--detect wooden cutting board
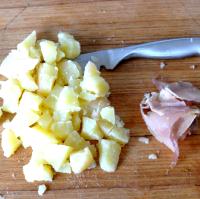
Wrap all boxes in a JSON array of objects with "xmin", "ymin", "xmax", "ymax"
[{"xmin": 1, "ymin": 0, "xmax": 200, "ymax": 198}]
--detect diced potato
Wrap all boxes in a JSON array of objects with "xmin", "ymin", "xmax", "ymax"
[
  {"xmin": 14, "ymin": 125, "xmax": 59, "ymax": 149},
  {"xmin": 23, "ymin": 162, "xmax": 53, "ymax": 182},
  {"xmin": 106, "ymin": 126, "xmax": 130, "ymax": 145},
  {"xmin": 81, "ymin": 62, "xmax": 109, "ymax": 97},
  {"xmin": 0, "ymin": 50, "xmax": 39, "ymax": 79},
  {"xmin": 98, "ymin": 119, "xmax": 113, "ymax": 135},
  {"xmin": 56, "ymin": 47, "xmax": 65, "ymax": 62},
  {"xmin": 51, "ymin": 121, "xmax": 73, "ymax": 140},
  {"xmin": 29, "ymin": 45, "xmax": 42, "ymax": 60},
  {"xmin": 100, "ymin": 106, "xmax": 115, "ymax": 125},
  {"xmin": 19, "ymin": 91, "xmax": 43, "ymax": 112},
  {"xmin": 98, "ymin": 120, "xmax": 129, "ymax": 144},
  {"xmin": 98, "ymin": 139, "xmax": 121, "ymax": 172},
  {"xmin": 52, "ymin": 110, "xmax": 72, "ymax": 122},
  {"xmin": 0, "ymin": 79, "xmax": 23, "ymax": 113},
  {"xmin": 56, "ymin": 86, "xmax": 80, "ymax": 112},
  {"xmin": 72, "ymin": 112, "xmax": 81, "ymax": 131},
  {"xmin": 34, "ymin": 144, "xmax": 73, "ymax": 171},
  {"xmin": 79, "ymin": 91, "xmax": 97, "ymax": 101},
  {"xmin": 17, "ymin": 72, "xmax": 38, "ymax": 91},
  {"xmin": 58, "ymin": 32, "xmax": 80, "ymax": 59},
  {"xmin": 56, "ymin": 161, "xmax": 71, "ymax": 173},
  {"xmin": 37, "ymin": 63, "xmax": 58, "ymax": 95},
  {"xmin": 64, "ymin": 131, "xmax": 87, "ymax": 150},
  {"xmin": 11, "ymin": 109, "xmax": 40, "ymax": 128},
  {"xmin": 43, "ymin": 84, "xmax": 62, "ymax": 109},
  {"xmin": 39, "ymin": 40, "xmax": 57, "ymax": 64},
  {"xmin": 17, "ymin": 31, "xmax": 36, "ymax": 55},
  {"xmin": 81, "ymin": 117, "xmax": 103, "ymax": 140},
  {"xmin": 58, "ymin": 60, "xmax": 82, "ymax": 84},
  {"xmin": 37, "ymin": 110, "xmax": 52, "ymax": 129},
  {"xmin": 70, "ymin": 147, "xmax": 95, "ymax": 174},
  {"xmin": 1, "ymin": 128, "xmax": 21, "ymax": 158}
]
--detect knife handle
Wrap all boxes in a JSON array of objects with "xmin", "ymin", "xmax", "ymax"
[{"xmin": 121, "ymin": 38, "xmax": 200, "ymax": 60}]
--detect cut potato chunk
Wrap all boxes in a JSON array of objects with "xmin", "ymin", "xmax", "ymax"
[
  {"xmin": 79, "ymin": 91, "xmax": 97, "ymax": 101},
  {"xmin": 19, "ymin": 91, "xmax": 43, "ymax": 112},
  {"xmin": 58, "ymin": 60, "xmax": 81, "ymax": 84},
  {"xmin": 98, "ymin": 139, "xmax": 121, "ymax": 172},
  {"xmin": 33, "ymin": 144, "xmax": 73, "ymax": 171},
  {"xmin": 100, "ymin": 106, "xmax": 115, "ymax": 125},
  {"xmin": 53, "ymin": 110, "xmax": 72, "ymax": 122},
  {"xmin": 0, "ymin": 79, "xmax": 23, "ymax": 113},
  {"xmin": 14, "ymin": 125, "xmax": 59, "ymax": 149},
  {"xmin": 37, "ymin": 110, "xmax": 52, "ymax": 129},
  {"xmin": 0, "ymin": 50, "xmax": 39, "ymax": 79},
  {"xmin": 39, "ymin": 40, "xmax": 57, "ymax": 64},
  {"xmin": 29, "ymin": 46, "xmax": 42, "ymax": 60},
  {"xmin": 58, "ymin": 32, "xmax": 80, "ymax": 59},
  {"xmin": 70, "ymin": 147, "xmax": 95, "ymax": 174},
  {"xmin": 81, "ymin": 117, "xmax": 103, "ymax": 140},
  {"xmin": 56, "ymin": 46, "xmax": 65, "ymax": 62},
  {"xmin": 17, "ymin": 72, "xmax": 38, "ymax": 91},
  {"xmin": 72, "ymin": 112, "xmax": 81, "ymax": 131},
  {"xmin": 56, "ymin": 161, "xmax": 71, "ymax": 173},
  {"xmin": 1, "ymin": 128, "xmax": 21, "ymax": 158},
  {"xmin": 37, "ymin": 63, "xmax": 58, "ymax": 95},
  {"xmin": 23, "ymin": 162, "xmax": 53, "ymax": 182},
  {"xmin": 80, "ymin": 62, "xmax": 109, "ymax": 97},
  {"xmin": 17, "ymin": 31, "xmax": 36, "ymax": 55},
  {"xmin": 56, "ymin": 86, "xmax": 80, "ymax": 112},
  {"xmin": 51, "ymin": 121, "xmax": 73, "ymax": 140}
]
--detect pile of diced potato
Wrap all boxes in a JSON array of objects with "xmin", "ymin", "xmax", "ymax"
[{"xmin": 0, "ymin": 31, "xmax": 130, "ymax": 182}]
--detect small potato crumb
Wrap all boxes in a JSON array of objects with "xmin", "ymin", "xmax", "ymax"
[
  {"xmin": 138, "ymin": 137, "xmax": 149, "ymax": 144},
  {"xmin": 38, "ymin": 184, "xmax": 47, "ymax": 196},
  {"xmin": 160, "ymin": 62, "xmax": 166, "ymax": 69},
  {"xmin": 148, "ymin": 153, "xmax": 158, "ymax": 160}
]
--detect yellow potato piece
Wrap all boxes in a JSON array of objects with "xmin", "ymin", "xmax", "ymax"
[
  {"xmin": 70, "ymin": 147, "xmax": 95, "ymax": 174},
  {"xmin": 98, "ymin": 139, "xmax": 121, "ymax": 172},
  {"xmin": 37, "ymin": 110, "xmax": 52, "ymax": 129},
  {"xmin": 58, "ymin": 32, "xmax": 80, "ymax": 59},
  {"xmin": 100, "ymin": 106, "xmax": 115, "ymax": 125},
  {"xmin": 56, "ymin": 161, "xmax": 71, "ymax": 173},
  {"xmin": 39, "ymin": 40, "xmax": 57, "ymax": 64},
  {"xmin": 1, "ymin": 128, "xmax": 21, "ymax": 158},
  {"xmin": 0, "ymin": 79, "xmax": 23, "ymax": 113},
  {"xmin": 23, "ymin": 162, "xmax": 53, "ymax": 182},
  {"xmin": 81, "ymin": 117, "xmax": 103, "ymax": 140},
  {"xmin": 37, "ymin": 63, "xmax": 58, "ymax": 95}
]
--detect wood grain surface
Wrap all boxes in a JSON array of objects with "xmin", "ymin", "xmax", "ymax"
[{"xmin": 1, "ymin": 0, "xmax": 200, "ymax": 198}]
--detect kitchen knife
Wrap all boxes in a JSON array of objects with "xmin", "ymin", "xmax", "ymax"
[{"xmin": 75, "ymin": 38, "xmax": 200, "ymax": 70}]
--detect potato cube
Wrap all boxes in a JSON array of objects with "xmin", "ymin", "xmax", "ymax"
[
  {"xmin": 100, "ymin": 106, "xmax": 115, "ymax": 125},
  {"xmin": 52, "ymin": 110, "xmax": 72, "ymax": 122},
  {"xmin": 39, "ymin": 40, "xmax": 57, "ymax": 64},
  {"xmin": 37, "ymin": 110, "xmax": 52, "ymax": 129},
  {"xmin": 58, "ymin": 32, "xmax": 80, "ymax": 59},
  {"xmin": 1, "ymin": 128, "xmax": 21, "ymax": 157},
  {"xmin": 56, "ymin": 47, "xmax": 65, "ymax": 62},
  {"xmin": 79, "ymin": 91, "xmax": 97, "ymax": 101},
  {"xmin": 81, "ymin": 62, "xmax": 109, "ymax": 97},
  {"xmin": 56, "ymin": 161, "xmax": 71, "ymax": 173},
  {"xmin": 107, "ymin": 126, "xmax": 130, "ymax": 145},
  {"xmin": 14, "ymin": 125, "xmax": 59, "ymax": 149},
  {"xmin": 23, "ymin": 162, "xmax": 53, "ymax": 182},
  {"xmin": 0, "ymin": 50, "xmax": 39, "ymax": 79},
  {"xmin": 98, "ymin": 139, "xmax": 121, "ymax": 172},
  {"xmin": 81, "ymin": 117, "xmax": 103, "ymax": 140},
  {"xmin": 43, "ymin": 84, "xmax": 62, "ymax": 109},
  {"xmin": 29, "ymin": 45, "xmax": 42, "ymax": 60},
  {"xmin": 72, "ymin": 112, "xmax": 81, "ymax": 131},
  {"xmin": 56, "ymin": 86, "xmax": 80, "ymax": 112},
  {"xmin": 98, "ymin": 119, "xmax": 113, "ymax": 135},
  {"xmin": 51, "ymin": 121, "xmax": 73, "ymax": 140},
  {"xmin": 0, "ymin": 79, "xmax": 23, "ymax": 113},
  {"xmin": 17, "ymin": 72, "xmax": 38, "ymax": 91},
  {"xmin": 17, "ymin": 31, "xmax": 36, "ymax": 55},
  {"xmin": 37, "ymin": 63, "xmax": 58, "ymax": 95},
  {"xmin": 19, "ymin": 91, "xmax": 43, "ymax": 112},
  {"xmin": 70, "ymin": 147, "xmax": 95, "ymax": 174},
  {"xmin": 34, "ymin": 144, "xmax": 73, "ymax": 171},
  {"xmin": 58, "ymin": 60, "xmax": 82, "ymax": 84}
]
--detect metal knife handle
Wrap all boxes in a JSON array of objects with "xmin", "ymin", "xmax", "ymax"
[{"xmin": 124, "ymin": 38, "xmax": 200, "ymax": 59}]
